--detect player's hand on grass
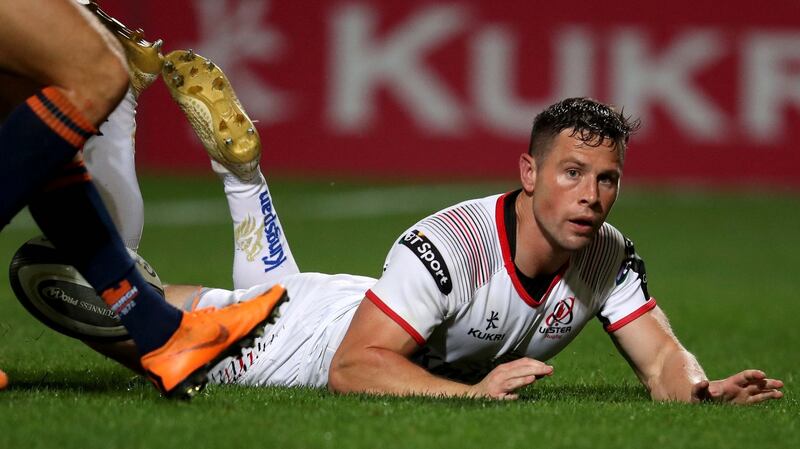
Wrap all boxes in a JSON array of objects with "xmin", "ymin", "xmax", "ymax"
[
  {"xmin": 469, "ymin": 357, "xmax": 553, "ymax": 400},
  {"xmin": 691, "ymin": 370, "xmax": 784, "ymax": 405}
]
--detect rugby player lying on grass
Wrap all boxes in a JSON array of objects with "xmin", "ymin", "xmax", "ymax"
[{"xmin": 21, "ymin": 38, "xmax": 783, "ymax": 403}]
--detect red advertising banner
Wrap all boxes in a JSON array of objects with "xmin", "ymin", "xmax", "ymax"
[{"xmin": 103, "ymin": 0, "xmax": 800, "ymax": 186}]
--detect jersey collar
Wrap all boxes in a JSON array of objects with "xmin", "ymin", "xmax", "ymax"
[{"xmin": 495, "ymin": 191, "xmax": 567, "ymax": 308}]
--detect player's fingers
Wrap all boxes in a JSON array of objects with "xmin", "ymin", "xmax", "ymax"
[
  {"xmin": 691, "ymin": 380, "xmax": 711, "ymax": 402},
  {"xmin": 502, "ymin": 375, "xmax": 537, "ymax": 392},
  {"xmin": 500, "ymin": 393, "xmax": 519, "ymax": 401},
  {"xmin": 736, "ymin": 370, "xmax": 766, "ymax": 386},
  {"xmin": 498, "ymin": 358, "xmax": 553, "ymax": 379},
  {"xmin": 764, "ymin": 379, "xmax": 784, "ymax": 390},
  {"xmin": 522, "ymin": 363, "xmax": 553, "ymax": 378},
  {"xmin": 745, "ymin": 389, "xmax": 783, "ymax": 404},
  {"xmin": 745, "ymin": 379, "xmax": 784, "ymax": 395},
  {"xmin": 503, "ymin": 357, "xmax": 551, "ymax": 370},
  {"xmin": 522, "ymin": 358, "xmax": 554, "ymax": 377},
  {"xmin": 745, "ymin": 383, "xmax": 768, "ymax": 395}
]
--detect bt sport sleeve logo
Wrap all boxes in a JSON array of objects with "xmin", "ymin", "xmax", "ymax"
[{"xmin": 399, "ymin": 230, "xmax": 453, "ymax": 295}]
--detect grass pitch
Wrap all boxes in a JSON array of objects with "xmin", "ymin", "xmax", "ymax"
[{"xmin": 0, "ymin": 175, "xmax": 798, "ymax": 449}]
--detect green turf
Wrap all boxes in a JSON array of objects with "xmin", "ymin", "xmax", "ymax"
[{"xmin": 1, "ymin": 175, "xmax": 797, "ymax": 449}]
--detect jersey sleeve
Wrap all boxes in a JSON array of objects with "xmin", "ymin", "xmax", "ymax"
[
  {"xmin": 596, "ymin": 237, "xmax": 656, "ymax": 332},
  {"xmin": 366, "ymin": 228, "xmax": 456, "ymax": 345}
]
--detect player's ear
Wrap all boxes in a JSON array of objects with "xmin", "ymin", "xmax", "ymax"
[{"xmin": 519, "ymin": 153, "xmax": 536, "ymax": 193}]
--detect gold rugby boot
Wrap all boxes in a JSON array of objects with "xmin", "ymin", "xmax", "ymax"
[
  {"xmin": 84, "ymin": 1, "xmax": 164, "ymax": 96},
  {"xmin": 162, "ymin": 50, "xmax": 261, "ymax": 180}
]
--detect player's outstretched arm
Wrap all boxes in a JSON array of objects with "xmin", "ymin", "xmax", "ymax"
[
  {"xmin": 329, "ymin": 298, "xmax": 552, "ymax": 399},
  {"xmin": 611, "ymin": 306, "xmax": 783, "ymax": 404}
]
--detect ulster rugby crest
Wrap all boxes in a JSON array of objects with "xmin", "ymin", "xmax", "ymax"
[{"xmin": 538, "ymin": 297, "xmax": 575, "ymax": 339}]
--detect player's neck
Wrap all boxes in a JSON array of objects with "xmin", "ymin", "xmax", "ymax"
[{"xmin": 513, "ymin": 192, "xmax": 571, "ymax": 277}]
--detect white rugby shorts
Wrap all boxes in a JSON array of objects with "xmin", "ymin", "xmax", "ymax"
[{"xmin": 189, "ymin": 272, "xmax": 376, "ymax": 388}]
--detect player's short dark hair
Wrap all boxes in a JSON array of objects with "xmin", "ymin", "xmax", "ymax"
[{"xmin": 528, "ymin": 97, "xmax": 640, "ymax": 165}]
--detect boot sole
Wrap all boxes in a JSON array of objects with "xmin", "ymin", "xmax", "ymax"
[{"xmin": 162, "ymin": 50, "xmax": 261, "ymax": 180}]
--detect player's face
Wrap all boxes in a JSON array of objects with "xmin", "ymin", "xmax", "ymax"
[{"xmin": 530, "ymin": 130, "xmax": 621, "ymax": 253}]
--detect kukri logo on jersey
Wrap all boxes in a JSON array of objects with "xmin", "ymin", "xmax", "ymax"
[
  {"xmin": 467, "ymin": 310, "xmax": 506, "ymax": 341},
  {"xmin": 399, "ymin": 230, "xmax": 453, "ymax": 294}
]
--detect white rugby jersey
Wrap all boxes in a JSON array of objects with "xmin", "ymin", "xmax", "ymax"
[
  {"xmin": 205, "ymin": 191, "xmax": 654, "ymax": 388},
  {"xmin": 367, "ymin": 191, "xmax": 655, "ymax": 382}
]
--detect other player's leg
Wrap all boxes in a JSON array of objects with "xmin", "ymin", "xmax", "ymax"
[
  {"xmin": 84, "ymin": 283, "xmax": 288, "ymax": 377},
  {"xmin": 0, "ymin": 0, "xmax": 128, "ymax": 225},
  {"xmin": 82, "ymin": 1, "xmax": 166, "ymax": 252},
  {"xmin": 0, "ymin": 0, "xmax": 185, "ymax": 352},
  {"xmin": 0, "ymin": 2, "xmax": 281, "ymax": 399},
  {"xmin": 0, "ymin": 0, "xmax": 190, "ymax": 388},
  {"xmin": 163, "ymin": 50, "xmax": 299, "ymax": 289},
  {"xmin": 77, "ymin": 5, "xmax": 294, "ymax": 398},
  {"xmin": 83, "ymin": 87, "xmax": 145, "ymax": 251}
]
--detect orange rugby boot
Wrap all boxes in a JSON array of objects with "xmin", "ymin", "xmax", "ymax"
[{"xmin": 140, "ymin": 284, "xmax": 288, "ymax": 399}]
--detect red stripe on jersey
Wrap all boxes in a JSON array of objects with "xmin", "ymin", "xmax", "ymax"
[
  {"xmin": 494, "ymin": 194, "xmax": 566, "ymax": 307},
  {"xmin": 365, "ymin": 290, "xmax": 426, "ymax": 346},
  {"xmin": 451, "ymin": 207, "xmax": 491, "ymax": 286},
  {"xmin": 440, "ymin": 210, "xmax": 481, "ymax": 287},
  {"xmin": 605, "ymin": 298, "xmax": 658, "ymax": 333}
]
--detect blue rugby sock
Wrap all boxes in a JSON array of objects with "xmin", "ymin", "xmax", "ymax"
[
  {"xmin": 0, "ymin": 87, "xmax": 95, "ymax": 229},
  {"xmin": 29, "ymin": 160, "xmax": 182, "ymax": 354},
  {"xmin": 2, "ymin": 87, "xmax": 182, "ymax": 355}
]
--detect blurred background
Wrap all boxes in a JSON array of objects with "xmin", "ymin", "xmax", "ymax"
[{"xmin": 101, "ymin": 0, "xmax": 800, "ymax": 187}]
